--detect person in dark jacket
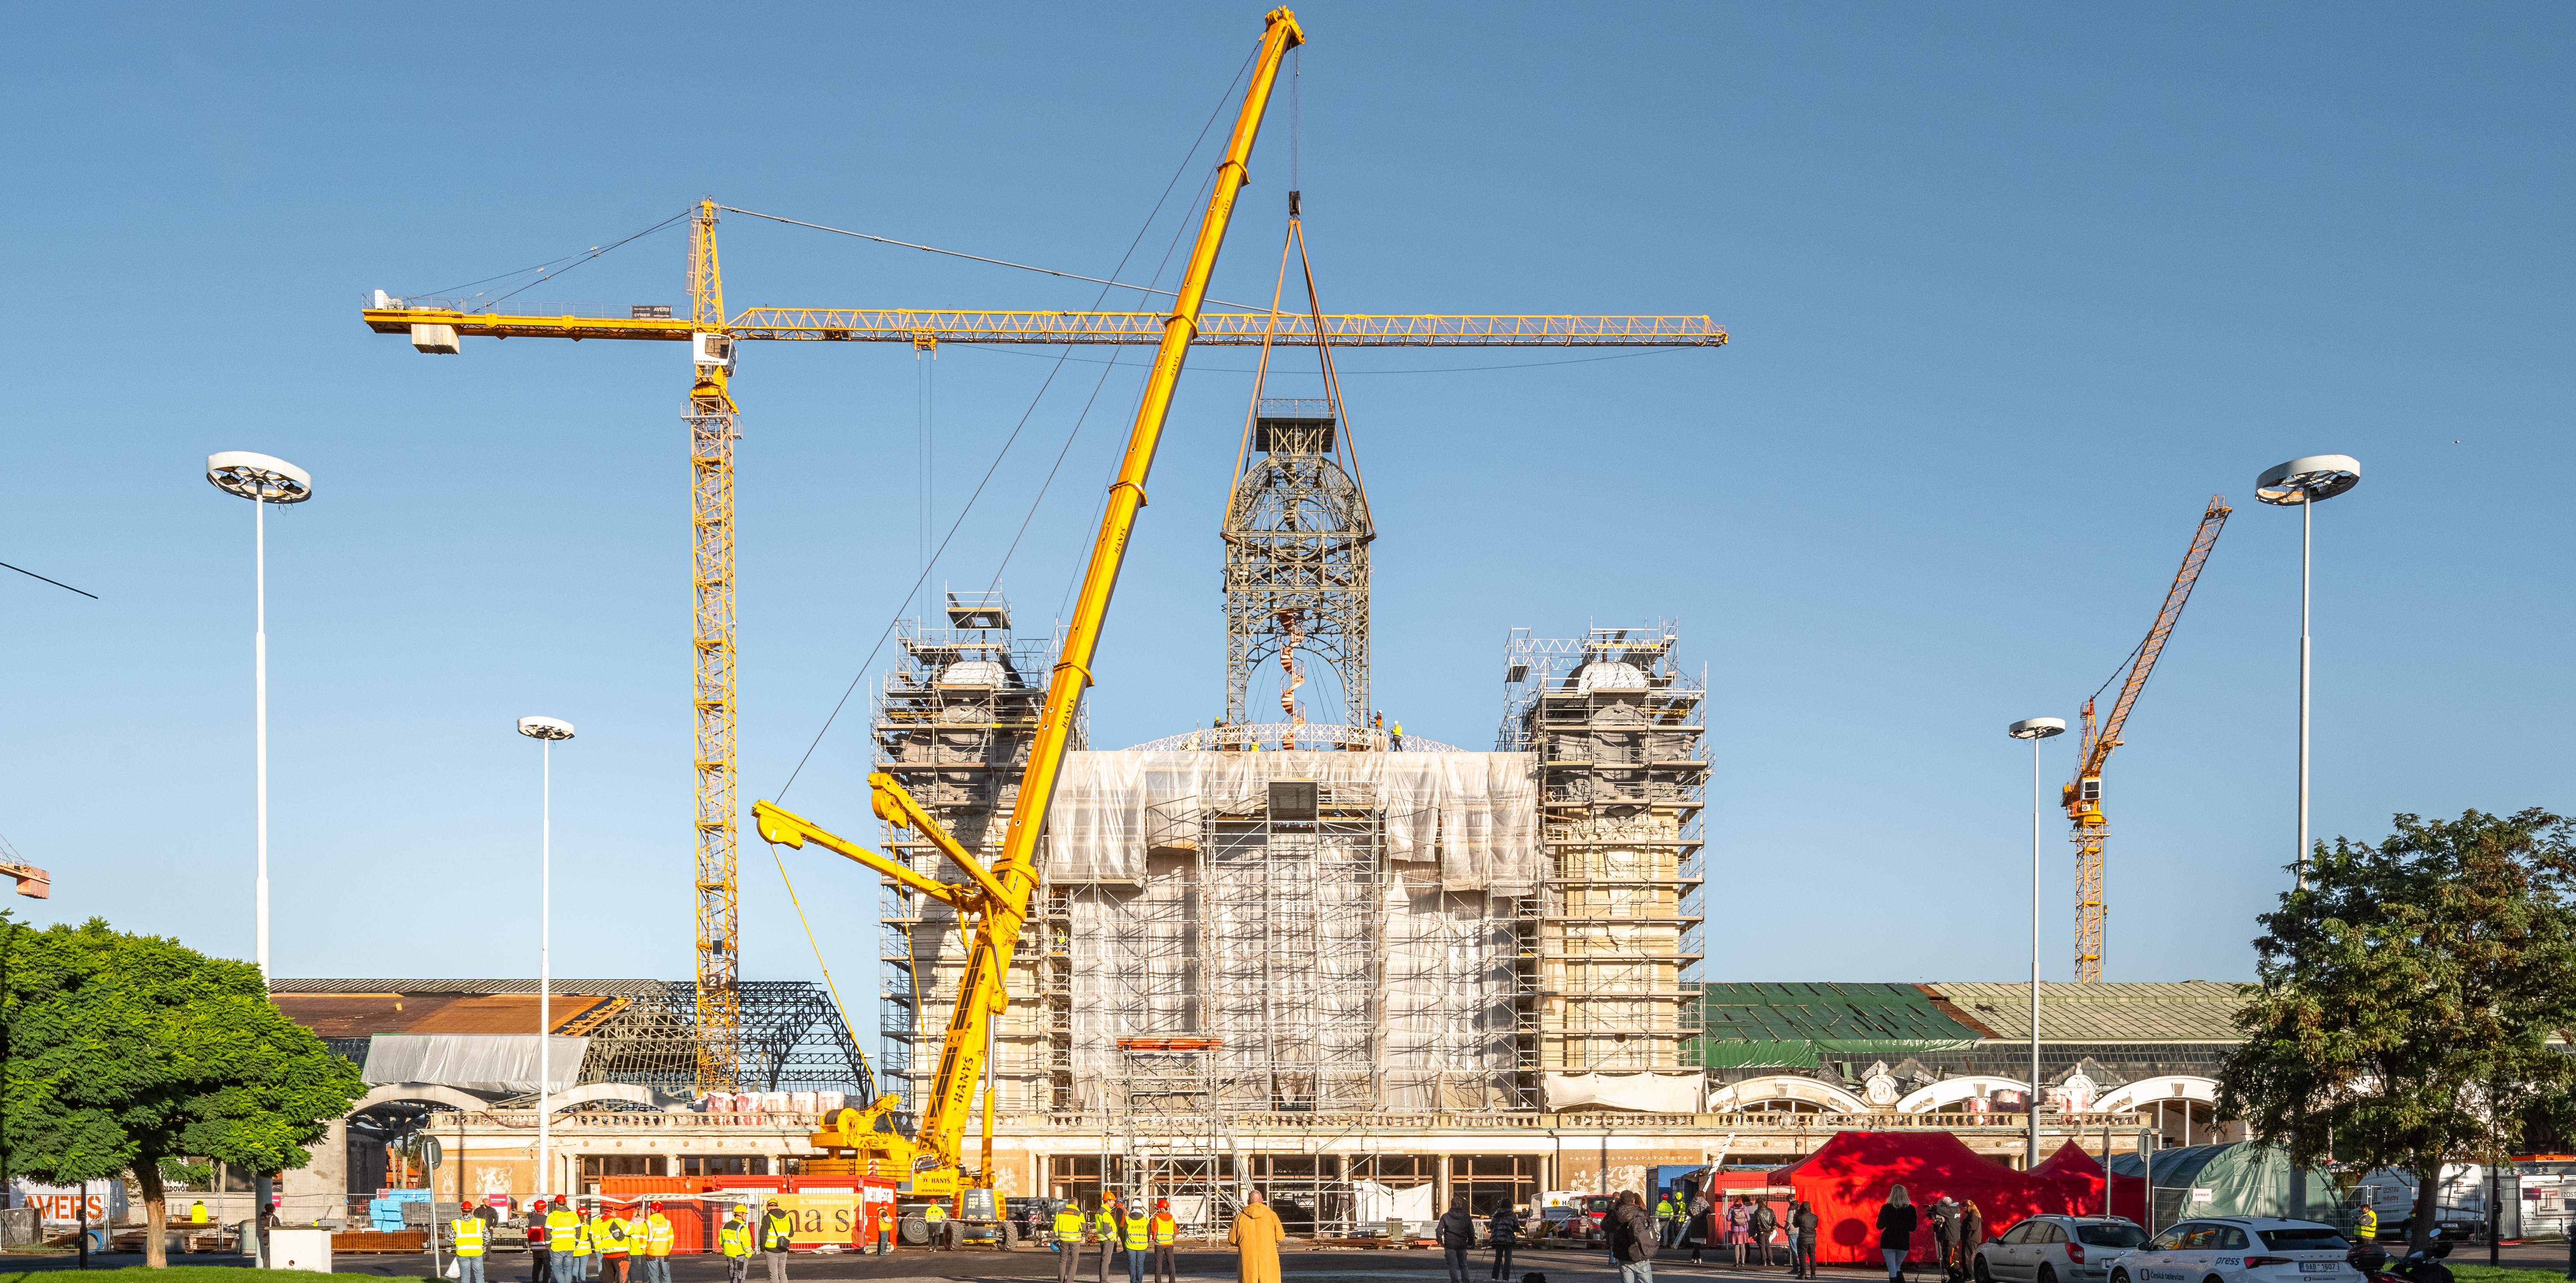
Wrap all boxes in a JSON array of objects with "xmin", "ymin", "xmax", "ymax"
[
  {"xmin": 1958, "ymin": 1202, "xmax": 1986, "ymax": 1279},
  {"xmin": 1606, "ymin": 1192, "xmax": 1659, "ymax": 1283},
  {"xmin": 1875, "ymin": 1186, "xmax": 1918, "ymax": 1283},
  {"xmin": 1931, "ymin": 1196, "xmax": 1963, "ymax": 1283},
  {"xmin": 1750, "ymin": 1199, "xmax": 1779, "ymax": 1270},
  {"xmin": 1487, "ymin": 1205, "xmax": 1522, "ymax": 1281},
  {"xmin": 1436, "ymin": 1198, "xmax": 1477, "ymax": 1283},
  {"xmin": 1683, "ymin": 1193, "xmax": 1714, "ymax": 1264},
  {"xmin": 1790, "ymin": 1200, "xmax": 1821, "ymax": 1279}
]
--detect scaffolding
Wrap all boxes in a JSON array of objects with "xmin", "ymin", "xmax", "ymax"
[
  {"xmin": 873, "ymin": 592, "xmax": 1080, "ymax": 1127},
  {"xmin": 1498, "ymin": 624, "xmax": 1707, "ymax": 1100}
]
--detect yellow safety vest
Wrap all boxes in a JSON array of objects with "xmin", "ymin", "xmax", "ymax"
[
  {"xmin": 1125, "ymin": 1213, "xmax": 1148, "ymax": 1251},
  {"xmin": 1151, "ymin": 1214, "xmax": 1175, "ymax": 1247},
  {"xmin": 2356, "ymin": 1208, "xmax": 2379, "ymax": 1237},
  {"xmin": 874, "ymin": 1206, "xmax": 896, "ymax": 1236},
  {"xmin": 600, "ymin": 1218, "xmax": 630, "ymax": 1254},
  {"xmin": 189, "ymin": 1202, "xmax": 208, "ymax": 1224},
  {"xmin": 455, "ymin": 1216, "xmax": 487, "ymax": 1257},
  {"xmin": 645, "ymin": 1213, "xmax": 675, "ymax": 1255},
  {"xmin": 721, "ymin": 1220, "xmax": 752, "ymax": 1258},
  {"xmin": 1054, "ymin": 1208, "xmax": 1088, "ymax": 1239},
  {"xmin": 1095, "ymin": 1210, "xmax": 1121, "ymax": 1244},
  {"xmin": 925, "ymin": 1204, "xmax": 946, "ymax": 1223},
  {"xmin": 761, "ymin": 1210, "xmax": 795, "ymax": 1252},
  {"xmin": 552, "ymin": 1210, "xmax": 585, "ymax": 1255}
]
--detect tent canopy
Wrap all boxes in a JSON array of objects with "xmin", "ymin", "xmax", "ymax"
[
  {"xmin": 2103, "ymin": 1143, "xmax": 2342, "ymax": 1225},
  {"xmin": 2030, "ymin": 1142, "xmax": 2145, "ymax": 1221},
  {"xmin": 1769, "ymin": 1132, "xmax": 2085, "ymax": 1265}
]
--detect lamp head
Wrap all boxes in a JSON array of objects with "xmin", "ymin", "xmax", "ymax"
[
  {"xmin": 2006, "ymin": 717, "xmax": 2066, "ymax": 741},
  {"xmin": 517, "ymin": 715, "xmax": 576, "ymax": 742},
  {"xmin": 206, "ymin": 451, "xmax": 314, "ymax": 504},
  {"xmin": 2255, "ymin": 454, "xmax": 2360, "ymax": 506}
]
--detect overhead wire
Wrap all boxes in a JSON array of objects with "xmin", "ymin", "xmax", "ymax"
[
  {"xmin": 407, "ymin": 209, "xmax": 692, "ymax": 305},
  {"xmin": 0, "ymin": 559, "xmax": 98, "ymax": 600},
  {"xmin": 717, "ymin": 207, "xmax": 1269, "ymax": 313},
  {"xmin": 771, "ymin": 43, "xmax": 1261, "ymax": 802}
]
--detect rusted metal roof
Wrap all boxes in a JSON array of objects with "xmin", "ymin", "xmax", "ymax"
[{"xmin": 273, "ymin": 991, "xmax": 616, "ymax": 1037}]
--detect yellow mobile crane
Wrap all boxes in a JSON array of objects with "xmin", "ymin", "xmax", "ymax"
[{"xmin": 748, "ymin": 6, "xmax": 1721, "ymax": 1213}]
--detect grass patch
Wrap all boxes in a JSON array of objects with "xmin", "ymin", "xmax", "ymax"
[{"xmin": 2449, "ymin": 1267, "xmax": 2570, "ymax": 1283}]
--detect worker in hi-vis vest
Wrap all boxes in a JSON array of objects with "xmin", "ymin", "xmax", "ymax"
[
  {"xmin": 1054, "ymin": 1202, "xmax": 1090, "ymax": 1283},
  {"xmin": 719, "ymin": 1204, "xmax": 753, "ymax": 1283},
  {"xmin": 549, "ymin": 1202, "xmax": 585, "ymax": 1283},
  {"xmin": 1122, "ymin": 1197, "xmax": 1150, "ymax": 1283},
  {"xmin": 1095, "ymin": 1197, "xmax": 1125, "ymax": 1283},
  {"xmin": 873, "ymin": 1201, "xmax": 897, "ymax": 1256},
  {"xmin": 592, "ymin": 1207, "xmax": 629, "ymax": 1283},
  {"xmin": 1149, "ymin": 1199, "xmax": 1178, "ymax": 1283},
  {"xmin": 640, "ymin": 1202, "xmax": 675, "ymax": 1283},
  {"xmin": 759, "ymin": 1199, "xmax": 795, "ymax": 1283},
  {"xmin": 452, "ymin": 1202, "xmax": 489, "ymax": 1283},
  {"xmin": 924, "ymin": 1199, "xmax": 950, "ymax": 1252}
]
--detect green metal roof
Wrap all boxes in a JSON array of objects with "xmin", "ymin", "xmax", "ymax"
[{"xmin": 1690, "ymin": 982, "xmax": 1981, "ymax": 1069}]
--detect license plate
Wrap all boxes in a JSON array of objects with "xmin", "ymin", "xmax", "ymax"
[{"xmin": 2299, "ymin": 1265, "xmax": 2339, "ymax": 1273}]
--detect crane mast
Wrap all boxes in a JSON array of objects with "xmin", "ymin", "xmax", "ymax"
[{"xmin": 2064, "ymin": 495, "xmax": 2231, "ymax": 983}]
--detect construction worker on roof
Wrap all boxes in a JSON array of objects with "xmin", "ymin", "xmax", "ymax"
[
  {"xmin": 453, "ymin": 1199, "xmax": 489, "ymax": 1283},
  {"xmin": 719, "ymin": 1203, "xmax": 753, "ymax": 1283},
  {"xmin": 549, "ymin": 1200, "xmax": 585, "ymax": 1283},
  {"xmin": 1095, "ymin": 1196, "xmax": 1124, "ymax": 1283},
  {"xmin": 1054, "ymin": 1200, "xmax": 1090, "ymax": 1283},
  {"xmin": 641, "ymin": 1201, "xmax": 675, "ymax": 1283},
  {"xmin": 1149, "ymin": 1199, "xmax": 1178, "ymax": 1283},
  {"xmin": 872, "ymin": 1199, "xmax": 897, "ymax": 1256}
]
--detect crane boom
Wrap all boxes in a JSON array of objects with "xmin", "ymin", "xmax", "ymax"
[
  {"xmin": 2063, "ymin": 494, "xmax": 2231, "ymax": 983},
  {"xmin": 754, "ymin": 4, "xmax": 1308, "ymax": 1197},
  {"xmin": 362, "ymin": 303, "xmax": 1725, "ymax": 347}
]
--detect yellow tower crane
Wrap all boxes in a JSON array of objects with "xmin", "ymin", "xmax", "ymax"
[
  {"xmin": 2062, "ymin": 495, "xmax": 2231, "ymax": 983},
  {"xmin": 357, "ymin": 7, "xmax": 1724, "ymax": 1089}
]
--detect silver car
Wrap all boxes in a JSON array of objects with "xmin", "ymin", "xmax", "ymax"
[
  {"xmin": 1977, "ymin": 1215, "xmax": 2151, "ymax": 1283},
  {"xmin": 2110, "ymin": 1218, "xmax": 2360, "ymax": 1283}
]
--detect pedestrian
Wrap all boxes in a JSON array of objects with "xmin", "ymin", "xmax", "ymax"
[
  {"xmin": 1228, "ymin": 1190, "xmax": 1285, "ymax": 1283},
  {"xmin": 1437, "ymin": 1196, "xmax": 1478, "ymax": 1283},
  {"xmin": 1790, "ymin": 1199, "xmax": 1820, "ymax": 1279},
  {"xmin": 1684, "ymin": 1191, "xmax": 1714, "ymax": 1265},
  {"xmin": 1930, "ymin": 1197, "xmax": 1961, "ymax": 1283},
  {"xmin": 759, "ymin": 1199, "xmax": 795, "ymax": 1283},
  {"xmin": 1606, "ymin": 1192, "xmax": 1658, "ymax": 1283},
  {"xmin": 1730, "ymin": 1197, "xmax": 1754, "ymax": 1266},
  {"xmin": 1151, "ymin": 1199, "xmax": 1180, "ymax": 1283},
  {"xmin": 720, "ymin": 1205, "xmax": 753, "ymax": 1283},
  {"xmin": 1750, "ymin": 1199, "xmax": 1779, "ymax": 1270},
  {"xmin": 552, "ymin": 1201, "xmax": 587, "ymax": 1283},
  {"xmin": 1957, "ymin": 1202, "xmax": 1984, "ymax": 1281},
  {"xmin": 529, "ymin": 1198, "xmax": 556, "ymax": 1283},
  {"xmin": 1875, "ymin": 1186, "xmax": 1919, "ymax": 1283},
  {"xmin": 1097, "ymin": 1196, "xmax": 1125, "ymax": 1283},
  {"xmin": 1489, "ymin": 1203, "xmax": 1523, "ymax": 1282},
  {"xmin": 873, "ymin": 1201, "xmax": 897, "ymax": 1257},
  {"xmin": 927, "ymin": 1199, "xmax": 953, "ymax": 1253},
  {"xmin": 641, "ymin": 1202, "xmax": 675, "ymax": 1283},
  {"xmin": 1055, "ymin": 1201, "xmax": 1090, "ymax": 1283},
  {"xmin": 453, "ymin": 1200, "xmax": 489, "ymax": 1283},
  {"xmin": 1657, "ymin": 1192, "xmax": 1678, "ymax": 1249}
]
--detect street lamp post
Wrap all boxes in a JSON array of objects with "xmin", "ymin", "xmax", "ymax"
[
  {"xmin": 2254, "ymin": 455, "xmax": 2361, "ymax": 890},
  {"xmin": 517, "ymin": 715, "xmax": 575, "ymax": 1200},
  {"xmin": 2008, "ymin": 716, "xmax": 2066, "ymax": 1169},
  {"xmin": 206, "ymin": 452, "xmax": 314, "ymax": 980}
]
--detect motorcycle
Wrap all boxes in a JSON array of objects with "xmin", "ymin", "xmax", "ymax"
[{"xmin": 2350, "ymin": 1244, "xmax": 2455, "ymax": 1283}]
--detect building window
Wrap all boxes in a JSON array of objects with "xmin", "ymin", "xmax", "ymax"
[
  {"xmin": 581, "ymin": 1156, "xmax": 668, "ymax": 1178},
  {"xmin": 681, "ymin": 1156, "xmax": 768, "ymax": 1177},
  {"xmin": 1449, "ymin": 1155, "xmax": 1540, "ymax": 1215}
]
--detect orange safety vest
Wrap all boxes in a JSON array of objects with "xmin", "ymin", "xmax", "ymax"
[{"xmin": 1151, "ymin": 1213, "xmax": 1176, "ymax": 1247}]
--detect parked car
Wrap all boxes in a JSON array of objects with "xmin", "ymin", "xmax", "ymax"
[
  {"xmin": 1977, "ymin": 1215, "xmax": 2150, "ymax": 1283},
  {"xmin": 1547, "ymin": 1196, "xmax": 1614, "ymax": 1247},
  {"xmin": 2107, "ymin": 1217, "xmax": 2360, "ymax": 1283}
]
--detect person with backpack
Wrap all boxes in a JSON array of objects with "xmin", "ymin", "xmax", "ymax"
[
  {"xmin": 1487, "ymin": 1203, "xmax": 1523, "ymax": 1282},
  {"xmin": 1683, "ymin": 1192, "xmax": 1714, "ymax": 1265},
  {"xmin": 1930, "ymin": 1196, "xmax": 1962, "ymax": 1283},
  {"xmin": 1606, "ymin": 1191, "xmax": 1659, "ymax": 1283},
  {"xmin": 1437, "ymin": 1197, "xmax": 1478, "ymax": 1283},
  {"xmin": 1750, "ymin": 1200, "xmax": 1779, "ymax": 1270},
  {"xmin": 1790, "ymin": 1199, "xmax": 1821, "ymax": 1279}
]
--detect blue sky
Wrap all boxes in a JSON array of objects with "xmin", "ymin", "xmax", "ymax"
[{"xmin": 3, "ymin": 5, "xmax": 2568, "ymax": 1033}]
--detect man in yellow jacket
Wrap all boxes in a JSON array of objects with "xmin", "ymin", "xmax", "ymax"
[
  {"xmin": 640, "ymin": 1202, "xmax": 676, "ymax": 1283},
  {"xmin": 759, "ymin": 1200, "xmax": 796, "ymax": 1283},
  {"xmin": 924, "ymin": 1200, "xmax": 950, "ymax": 1252},
  {"xmin": 549, "ymin": 1202, "xmax": 585, "ymax": 1283},
  {"xmin": 873, "ymin": 1202, "xmax": 897, "ymax": 1257},
  {"xmin": 719, "ymin": 1204, "xmax": 753, "ymax": 1283},
  {"xmin": 591, "ymin": 1209, "xmax": 629, "ymax": 1283},
  {"xmin": 1054, "ymin": 1201, "xmax": 1090, "ymax": 1283},
  {"xmin": 452, "ymin": 1202, "xmax": 489, "ymax": 1283},
  {"xmin": 1095, "ymin": 1197, "xmax": 1125, "ymax": 1283}
]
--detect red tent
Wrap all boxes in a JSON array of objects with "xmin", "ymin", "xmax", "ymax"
[
  {"xmin": 1770, "ymin": 1132, "xmax": 2086, "ymax": 1265},
  {"xmin": 2028, "ymin": 1142, "xmax": 2146, "ymax": 1221}
]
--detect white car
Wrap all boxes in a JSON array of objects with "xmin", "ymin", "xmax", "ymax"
[
  {"xmin": 1976, "ymin": 1215, "xmax": 2151, "ymax": 1283},
  {"xmin": 2109, "ymin": 1217, "xmax": 2360, "ymax": 1283}
]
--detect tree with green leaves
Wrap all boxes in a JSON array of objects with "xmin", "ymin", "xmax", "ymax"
[
  {"xmin": 3, "ymin": 916, "xmax": 364, "ymax": 1268},
  {"xmin": 2217, "ymin": 808, "xmax": 2576, "ymax": 1252}
]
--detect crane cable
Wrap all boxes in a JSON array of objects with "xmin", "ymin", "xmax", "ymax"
[{"xmin": 765, "ymin": 844, "xmax": 871, "ymax": 1082}]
